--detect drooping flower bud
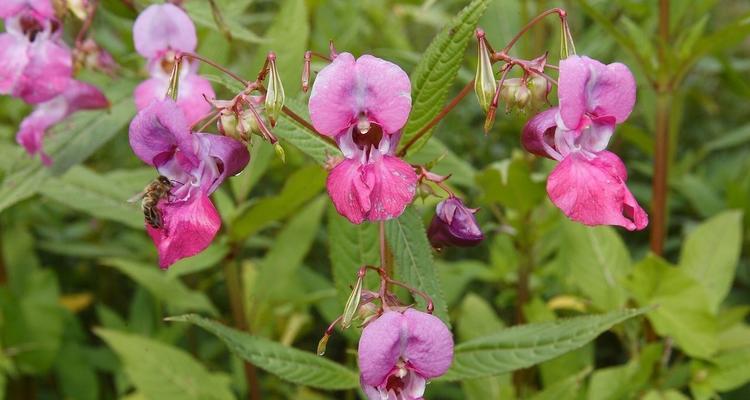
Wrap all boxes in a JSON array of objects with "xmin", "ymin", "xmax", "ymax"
[
  {"xmin": 264, "ymin": 52, "xmax": 285, "ymax": 127},
  {"xmin": 474, "ymin": 29, "xmax": 497, "ymax": 113},
  {"xmin": 428, "ymin": 197, "xmax": 484, "ymax": 249},
  {"xmin": 527, "ymin": 74, "xmax": 550, "ymax": 109}
]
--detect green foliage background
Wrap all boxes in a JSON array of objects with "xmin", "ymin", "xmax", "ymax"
[{"xmin": 0, "ymin": 0, "xmax": 748, "ymax": 399}]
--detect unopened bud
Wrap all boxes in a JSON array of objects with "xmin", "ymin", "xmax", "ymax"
[
  {"xmin": 342, "ymin": 275, "xmax": 363, "ymax": 329},
  {"xmin": 474, "ymin": 30, "xmax": 497, "ymax": 113},
  {"xmin": 316, "ymin": 334, "xmax": 329, "ymax": 356},
  {"xmin": 527, "ymin": 74, "xmax": 550, "ymax": 109},
  {"xmin": 274, "ymin": 143, "xmax": 286, "ymax": 163},
  {"xmin": 514, "ymin": 85, "xmax": 531, "ymax": 110},
  {"xmin": 302, "ymin": 51, "xmax": 312, "ymax": 93},
  {"xmin": 218, "ymin": 110, "xmax": 239, "ymax": 138},
  {"xmin": 427, "ymin": 197, "xmax": 484, "ymax": 249},
  {"xmin": 264, "ymin": 53, "xmax": 285, "ymax": 127}
]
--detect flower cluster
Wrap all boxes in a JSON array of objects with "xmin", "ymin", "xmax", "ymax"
[
  {"xmin": 132, "ymin": 3, "xmax": 214, "ymax": 125},
  {"xmin": 1, "ymin": 0, "xmax": 108, "ymax": 164}
]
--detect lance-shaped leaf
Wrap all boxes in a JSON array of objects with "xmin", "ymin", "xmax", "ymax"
[
  {"xmin": 441, "ymin": 308, "xmax": 649, "ymax": 381},
  {"xmin": 167, "ymin": 314, "xmax": 360, "ymax": 390},
  {"xmin": 398, "ymin": 0, "xmax": 490, "ymax": 155}
]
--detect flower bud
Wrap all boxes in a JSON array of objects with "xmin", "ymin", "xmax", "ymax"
[
  {"xmin": 428, "ymin": 197, "xmax": 484, "ymax": 249},
  {"xmin": 474, "ymin": 29, "xmax": 497, "ymax": 113},
  {"xmin": 514, "ymin": 85, "xmax": 531, "ymax": 110},
  {"xmin": 264, "ymin": 52, "xmax": 285, "ymax": 127},
  {"xmin": 341, "ymin": 273, "xmax": 363, "ymax": 329},
  {"xmin": 218, "ymin": 110, "xmax": 239, "ymax": 138},
  {"xmin": 527, "ymin": 74, "xmax": 550, "ymax": 109},
  {"xmin": 274, "ymin": 142, "xmax": 286, "ymax": 163}
]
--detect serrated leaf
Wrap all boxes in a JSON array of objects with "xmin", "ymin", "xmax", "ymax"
[
  {"xmin": 441, "ymin": 308, "xmax": 648, "ymax": 381},
  {"xmin": 273, "ymin": 97, "xmax": 340, "ymax": 164},
  {"xmin": 184, "ymin": 0, "xmax": 264, "ymax": 44},
  {"xmin": 39, "ymin": 166, "xmax": 142, "ymax": 229},
  {"xmin": 230, "ymin": 164, "xmax": 326, "ymax": 239},
  {"xmin": 100, "ymin": 258, "xmax": 218, "ymax": 316},
  {"xmin": 398, "ymin": 0, "xmax": 490, "ymax": 155},
  {"xmin": 0, "ymin": 81, "xmax": 136, "ymax": 212},
  {"xmin": 679, "ymin": 210, "xmax": 743, "ymax": 312},
  {"xmin": 167, "ymin": 314, "xmax": 359, "ymax": 390},
  {"xmin": 385, "ymin": 207, "xmax": 450, "ymax": 325},
  {"xmin": 95, "ymin": 329, "xmax": 234, "ymax": 400}
]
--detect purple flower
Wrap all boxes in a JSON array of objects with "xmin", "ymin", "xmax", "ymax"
[
  {"xmin": 358, "ymin": 309, "xmax": 453, "ymax": 400},
  {"xmin": 308, "ymin": 52, "xmax": 417, "ymax": 224},
  {"xmin": 128, "ymin": 100, "xmax": 249, "ymax": 268},
  {"xmin": 132, "ymin": 4, "xmax": 214, "ymax": 125},
  {"xmin": 16, "ymin": 80, "xmax": 108, "ymax": 164},
  {"xmin": 0, "ymin": 0, "xmax": 55, "ymax": 20},
  {"xmin": 522, "ymin": 55, "xmax": 648, "ymax": 231},
  {"xmin": 427, "ymin": 197, "xmax": 484, "ymax": 248},
  {"xmin": 0, "ymin": 12, "xmax": 72, "ymax": 104}
]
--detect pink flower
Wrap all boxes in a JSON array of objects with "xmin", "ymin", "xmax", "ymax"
[
  {"xmin": 0, "ymin": 13, "xmax": 72, "ymax": 104},
  {"xmin": 128, "ymin": 100, "xmax": 249, "ymax": 268},
  {"xmin": 522, "ymin": 55, "xmax": 648, "ymax": 231},
  {"xmin": 132, "ymin": 3, "xmax": 214, "ymax": 125},
  {"xmin": 308, "ymin": 53, "xmax": 417, "ymax": 224},
  {"xmin": 0, "ymin": 0, "xmax": 55, "ymax": 21},
  {"xmin": 358, "ymin": 309, "xmax": 453, "ymax": 400},
  {"xmin": 16, "ymin": 80, "xmax": 108, "ymax": 164}
]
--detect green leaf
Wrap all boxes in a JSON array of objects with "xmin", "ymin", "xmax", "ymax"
[
  {"xmin": 327, "ymin": 207, "xmax": 380, "ymax": 305},
  {"xmin": 440, "ymin": 308, "xmax": 648, "ymax": 381},
  {"xmin": 0, "ymin": 82, "xmax": 135, "ymax": 212},
  {"xmin": 398, "ymin": 0, "xmax": 490, "ymax": 155},
  {"xmin": 530, "ymin": 368, "xmax": 590, "ymax": 400},
  {"xmin": 39, "ymin": 166, "xmax": 142, "ymax": 229},
  {"xmin": 385, "ymin": 207, "xmax": 450, "ymax": 325},
  {"xmin": 694, "ymin": 347, "xmax": 750, "ymax": 392},
  {"xmin": 626, "ymin": 255, "xmax": 717, "ymax": 358},
  {"xmin": 100, "ymin": 258, "xmax": 218, "ymax": 316},
  {"xmin": 167, "ymin": 314, "xmax": 359, "ymax": 390},
  {"xmin": 405, "ymin": 138, "xmax": 476, "ymax": 188},
  {"xmin": 679, "ymin": 210, "xmax": 743, "ymax": 312},
  {"xmin": 274, "ymin": 98, "xmax": 340, "ymax": 165},
  {"xmin": 184, "ymin": 0, "xmax": 263, "ymax": 44},
  {"xmin": 230, "ymin": 164, "xmax": 326, "ymax": 240},
  {"xmin": 95, "ymin": 329, "xmax": 234, "ymax": 400},
  {"xmin": 476, "ymin": 156, "xmax": 545, "ymax": 213},
  {"xmin": 586, "ymin": 343, "xmax": 662, "ymax": 400},
  {"xmin": 558, "ymin": 221, "xmax": 631, "ymax": 310}
]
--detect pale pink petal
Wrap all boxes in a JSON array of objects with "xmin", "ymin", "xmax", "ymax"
[
  {"xmin": 358, "ymin": 311, "xmax": 403, "ymax": 386},
  {"xmin": 133, "ymin": 76, "xmax": 166, "ymax": 111},
  {"xmin": 308, "ymin": 52, "xmax": 358, "ymax": 136},
  {"xmin": 0, "ymin": 0, "xmax": 54, "ymax": 19},
  {"xmin": 62, "ymin": 80, "xmax": 109, "ymax": 112},
  {"xmin": 128, "ymin": 100, "xmax": 195, "ymax": 166},
  {"xmin": 521, "ymin": 108, "xmax": 560, "ymax": 160},
  {"xmin": 146, "ymin": 192, "xmax": 220, "ymax": 269},
  {"xmin": 176, "ymin": 73, "xmax": 214, "ymax": 126},
  {"xmin": 326, "ymin": 158, "xmax": 372, "ymax": 224},
  {"xmin": 403, "ymin": 309, "xmax": 453, "ymax": 379},
  {"xmin": 577, "ymin": 115, "xmax": 616, "ymax": 154},
  {"xmin": 402, "ymin": 370, "xmax": 427, "ymax": 399},
  {"xmin": 0, "ymin": 32, "xmax": 29, "ymax": 94},
  {"xmin": 364, "ymin": 155, "xmax": 417, "ymax": 221},
  {"xmin": 359, "ymin": 376, "xmax": 383, "ymax": 400},
  {"xmin": 547, "ymin": 152, "xmax": 648, "ymax": 231},
  {"xmin": 15, "ymin": 38, "xmax": 72, "ymax": 104},
  {"xmin": 133, "ymin": 3, "xmax": 196, "ymax": 60},
  {"xmin": 355, "ymin": 55, "xmax": 412, "ymax": 134},
  {"xmin": 194, "ymin": 133, "xmax": 250, "ymax": 194},
  {"xmin": 587, "ymin": 60, "xmax": 636, "ymax": 124},
  {"xmin": 16, "ymin": 99, "xmax": 66, "ymax": 165},
  {"xmin": 0, "ymin": 0, "xmax": 25, "ymax": 18},
  {"xmin": 558, "ymin": 56, "xmax": 589, "ymax": 130}
]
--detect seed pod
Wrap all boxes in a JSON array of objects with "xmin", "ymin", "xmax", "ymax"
[
  {"xmin": 474, "ymin": 30, "xmax": 497, "ymax": 113},
  {"xmin": 264, "ymin": 52, "xmax": 285, "ymax": 127}
]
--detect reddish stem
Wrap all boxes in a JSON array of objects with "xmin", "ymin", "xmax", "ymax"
[
  {"xmin": 75, "ymin": 0, "xmax": 98, "ymax": 47},
  {"xmin": 502, "ymin": 8, "xmax": 567, "ymax": 53},
  {"xmin": 178, "ymin": 52, "xmax": 249, "ymax": 86}
]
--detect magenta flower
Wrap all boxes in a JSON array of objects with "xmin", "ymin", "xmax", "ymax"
[
  {"xmin": 132, "ymin": 3, "xmax": 214, "ymax": 125},
  {"xmin": 308, "ymin": 52, "xmax": 417, "ymax": 224},
  {"xmin": 522, "ymin": 55, "xmax": 648, "ymax": 230},
  {"xmin": 128, "ymin": 100, "xmax": 249, "ymax": 268},
  {"xmin": 358, "ymin": 309, "xmax": 453, "ymax": 400},
  {"xmin": 0, "ymin": 12, "xmax": 72, "ymax": 104},
  {"xmin": 0, "ymin": 0, "xmax": 55, "ymax": 20},
  {"xmin": 17, "ymin": 80, "xmax": 108, "ymax": 164},
  {"xmin": 427, "ymin": 197, "xmax": 484, "ymax": 248}
]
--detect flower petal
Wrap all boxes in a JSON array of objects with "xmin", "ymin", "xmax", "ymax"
[
  {"xmin": 558, "ymin": 56, "xmax": 590, "ymax": 130},
  {"xmin": 15, "ymin": 37, "xmax": 72, "ymax": 104},
  {"xmin": 521, "ymin": 108, "xmax": 560, "ymax": 160},
  {"xmin": 326, "ymin": 158, "xmax": 372, "ymax": 224},
  {"xmin": 358, "ymin": 311, "xmax": 403, "ymax": 386},
  {"xmin": 133, "ymin": 76, "xmax": 166, "ymax": 112},
  {"xmin": 403, "ymin": 309, "xmax": 454, "ymax": 379},
  {"xmin": 195, "ymin": 132, "xmax": 250, "ymax": 194},
  {"xmin": 0, "ymin": 32, "xmax": 29, "ymax": 95},
  {"xmin": 547, "ymin": 152, "xmax": 648, "ymax": 231},
  {"xmin": 355, "ymin": 55, "xmax": 412, "ymax": 134},
  {"xmin": 364, "ymin": 155, "xmax": 417, "ymax": 221},
  {"xmin": 176, "ymin": 73, "xmax": 214, "ymax": 125},
  {"xmin": 16, "ymin": 97, "xmax": 66, "ymax": 164},
  {"xmin": 146, "ymin": 192, "xmax": 220, "ymax": 268},
  {"xmin": 0, "ymin": 0, "xmax": 54, "ymax": 19},
  {"xmin": 308, "ymin": 52, "xmax": 357, "ymax": 136},
  {"xmin": 128, "ymin": 100, "xmax": 195, "ymax": 166},
  {"xmin": 62, "ymin": 80, "xmax": 109, "ymax": 112},
  {"xmin": 133, "ymin": 3, "xmax": 197, "ymax": 60},
  {"xmin": 587, "ymin": 60, "xmax": 636, "ymax": 124}
]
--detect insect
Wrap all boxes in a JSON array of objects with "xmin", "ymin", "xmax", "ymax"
[{"xmin": 129, "ymin": 176, "xmax": 173, "ymax": 229}]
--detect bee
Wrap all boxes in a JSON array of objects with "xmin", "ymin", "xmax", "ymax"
[{"xmin": 129, "ymin": 176, "xmax": 173, "ymax": 229}]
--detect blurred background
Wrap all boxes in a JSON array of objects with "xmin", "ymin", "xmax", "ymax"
[{"xmin": 0, "ymin": 0, "xmax": 749, "ymax": 398}]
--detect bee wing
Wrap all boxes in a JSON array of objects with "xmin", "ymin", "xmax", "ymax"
[{"xmin": 127, "ymin": 190, "xmax": 146, "ymax": 204}]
